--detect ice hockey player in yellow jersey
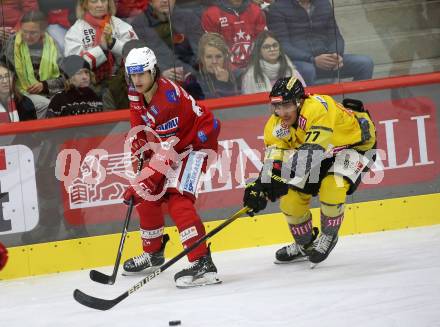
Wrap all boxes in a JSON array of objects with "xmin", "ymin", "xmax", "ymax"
[{"xmin": 243, "ymin": 77, "xmax": 376, "ymax": 267}]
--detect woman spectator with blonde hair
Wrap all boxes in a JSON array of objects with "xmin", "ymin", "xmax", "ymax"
[
  {"xmin": 0, "ymin": 62, "xmax": 37, "ymax": 123},
  {"xmin": 192, "ymin": 32, "xmax": 239, "ymax": 99},
  {"xmin": 241, "ymin": 30, "xmax": 305, "ymax": 94},
  {"xmin": 64, "ymin": 0, "xmax": 138, "ymax": 88}
]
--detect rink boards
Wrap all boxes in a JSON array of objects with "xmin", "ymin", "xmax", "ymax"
[
  {"xmin": 1, "ymin": 192, "xmax": 439, "ymax": 280},
  {"xmin": 1, "ymin": 73, "xmax": 440, "ymax": 280}
]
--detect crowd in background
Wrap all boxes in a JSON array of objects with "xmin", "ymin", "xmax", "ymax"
[{"xmin": 0, "ymin": 0, "xmax": 375, "ymax": 123}]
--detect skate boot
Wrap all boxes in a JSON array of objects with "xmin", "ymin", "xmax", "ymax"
[
  {"xmin": 174, "ymin": 246, "xmax": 221, "ymax": 288},
  {"xmin": 309, "ymin": 233, "xmax": 338, "ymax": 268},
  {"xmin": 123, "ymin": 234, "xmax": 169, "ymax": 275},
  {"xmin": 275, "ymin": 227, "xmax": 319, "ymax": 264}
]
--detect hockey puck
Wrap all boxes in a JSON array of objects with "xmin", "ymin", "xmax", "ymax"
[{"xmin": 169, "ymin": 320, "xmax": 181, "ymax": 326}]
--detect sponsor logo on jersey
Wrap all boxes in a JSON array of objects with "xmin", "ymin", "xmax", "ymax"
[
  {"xmin": 166, "ymin": 90, "xmax": 178, "ymax": 103},
  {"xmin": 197, "ymin": 131, "xmax": 208, "ymax": 143},
  {"xmin": 298, "ymin": 115, "xmax": 307, "ymax": 130},
  {"xmin": 128, "ymin": 94, "xmax": 141, "ymax": 102},
  {"xmin": 274, "ymin": 124, "xmax": 290, "ymax": 139},
  {"xmin": 150, "ymin": 105, "xmax": 159, "ymax": 116},
  {"xmin": 156, "ymin": 117, "xmax": 179, "ymax": 134}
]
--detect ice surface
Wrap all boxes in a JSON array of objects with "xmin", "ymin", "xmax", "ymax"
[{"xmin": 1, "ymin": 225, "xmax": 440, "ymax": 327}]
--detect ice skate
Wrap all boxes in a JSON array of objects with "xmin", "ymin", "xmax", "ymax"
[
  {"xmin": 122, "ymin": 234, "xmax": 169, "ymax": 275},
  {"xmin": 309, "ymin": 233, "xmax": 338, "ymax": 269},
  {"xmin": 274, "ymin": 227, "xmax": 319, "ymax": 264},
  {"xmin": 174, "ymin": 248, "xmax": 221, "ymax": 288}
]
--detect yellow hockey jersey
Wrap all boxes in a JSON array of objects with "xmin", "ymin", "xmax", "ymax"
[{"xmin": 263, "ymin": 94, "xmax": 376, "ymax": 162}]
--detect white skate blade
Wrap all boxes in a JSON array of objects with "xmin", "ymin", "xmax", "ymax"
[
  {"xmin": 175, "ymin": 272, "xmax": 222, "ymax": 289},
  {"xmin": 274, "ymin": 256, "xmax": 309, "ymax": 265},
  {"xmin": 121, "ymin": 266, "xmax": 161, "ymax": 276}
]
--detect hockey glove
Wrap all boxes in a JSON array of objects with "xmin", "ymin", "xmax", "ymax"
[
  {"xmin": 260, "ymin": 167, "xmax": 289, "ymax": 202},
  {"xmin": 243, "ymin": 179, "xmax": 268, "ymax": 216},
  {"xmin": 0, "ymin": 242, "xmax": 8, "ymax": 271}
]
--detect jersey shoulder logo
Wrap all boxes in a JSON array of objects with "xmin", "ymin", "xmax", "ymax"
[
  {"xmin": 313, "ymin": 95, "xmax": 328, "ymax": 110},
  {"xmin": 298, "ymin": 115, "xmax": 307, "ymax": 130},
  {"xmin": 166, "ymin": 90, "xmax": 178, "ymax": 103}
]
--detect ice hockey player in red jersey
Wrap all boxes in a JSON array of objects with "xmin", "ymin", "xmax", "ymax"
[
  {"xmin": 122, "ymin": 46, "xmax": 222, "ymax": 288},
  {"xmin": 0, "ymin": 241, "xmax": 8, "ymax": 271}
]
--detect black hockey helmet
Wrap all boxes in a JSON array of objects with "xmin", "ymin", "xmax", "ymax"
[
  {"xmin": 269, "ymin": 77, "xmax": 305, "ymax": 108},
  {"xmin": 61, "ymin": 55, "xmax": 90, "ymax": 79}
]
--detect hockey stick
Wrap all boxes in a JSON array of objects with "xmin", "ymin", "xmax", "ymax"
[
  {"xmin": 89, "ymin": 157, "xmax": 144, "ymax": 285},
  {"xmin": 74, "ymin": 206, "xmax": 249, "ymax": 310}
]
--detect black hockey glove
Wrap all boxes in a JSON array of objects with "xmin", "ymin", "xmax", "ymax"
[
  {"xmin": 243, "ymin": 179, "xmax": 267, "ymax": 216},
  {"xmin": 261, "ymin": 168, "xmax": 289, "ymax": 202}
]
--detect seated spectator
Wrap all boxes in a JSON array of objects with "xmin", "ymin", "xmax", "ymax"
[
  {"xmin": 2, "ymin": 11, "xmax": 64, "ymax": 119},
  {"xmin": 267, "ymin": 0, "xmax": 374, "ymax": 85},
  {"xmin": 0, "ymin": 61, "xmax": 37, "ymax": 123},
  {"xmin": 103, "ymin": 38, "xmax": 149, "ymax": 110},
  {"xmin": 186, "ymin": 33, "xmax": 239, "ymax": 99},
  {"xmin": 241, "ymin": 31, "xmax": 305, "ymax": 94},
  {"xmin": 38, "ymin": 0, "xmax": 76, "ymax": 54},
  {"xmin": 64, "ymin": 0, "xmax": 138, "ymax": 89},
  {"xmin": 0, "ymin": 0, "xmax": 39, "ymax": 51},
  {"xmin": 47, "ymin": 55, "xmax": 103, "ymax": 117},
  {"xmin": 131, "ymin": 0, "xmax": 202, "ymax": 84},
  {"xmin": 201, "ymin": 0, "xmax": 266, "ymax": 70},
  {"xmin": 116, "ymin": 0, "xmax": 149, "ymax": 20}
]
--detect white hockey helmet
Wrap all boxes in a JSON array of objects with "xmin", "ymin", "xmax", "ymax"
[{"xmin": 125, "ymin": 47, "xmax": 157, "ymax": 75}]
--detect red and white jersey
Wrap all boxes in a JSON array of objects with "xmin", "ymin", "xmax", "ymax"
[
  {"xmin": 201, "ymin": 2, "xmax": 266, "ymax": 68},
  {"xmin": 128, "ymin": 77, "xmax": 220, "ymax": 155}
]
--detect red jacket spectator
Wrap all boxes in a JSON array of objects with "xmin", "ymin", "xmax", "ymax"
[
  {"xmin": 116, "ymin": 0, "xmax": 150, "ymax": 18},
  {"xmin": 0, "ymin": 0, "xmax": 39, "ymax": 28},
  {"xmin": 201, "ymin": 0, "xmax": 266, "ymax": 69}
]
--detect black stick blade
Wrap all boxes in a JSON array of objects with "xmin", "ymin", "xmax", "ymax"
[
  {"xmin": 89, "ymin": 270, "xmax": 115, "ymax": 285},
  {"xmin": 73, "ymin": 289, "xmax": 126, "ymax": 311}
]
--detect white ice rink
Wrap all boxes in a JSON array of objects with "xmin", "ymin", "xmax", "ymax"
[{"xmin": 1, "ymin": 225, "xmax": 440, "ymax": 327}]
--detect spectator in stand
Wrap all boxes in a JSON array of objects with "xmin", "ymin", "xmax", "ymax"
[
  {"xmin": 103, "ymin": 38, "xmax": 149, "ymax": 110},
  {"xmin": 186, "ymin": 32, "xmax": 239, "ymax": 99},
  {"xmin": 267, "ymin": 0, "xmax": 374, "ymax": 85},
  {"xmin": 38, "ymin": 0, "xmax": 76, "ymax": 54},
  {"xmin": 64, "ymin": 0, "xmax": 138, "ymax": 91},
  {"xmin": 131, "ymin": 0, "xmax": 202, "ymax": 85},
  {"xmin": 48, "ymin": 55, "xmax": 103, "ymax": 117},
  {"xmin": 0, "ymin": 61, "xmax": 37, "ymax": 123},
  {"xmin": 201, "ymin": 0, "xmax": 266, "ymax": 70},
  {"xmin": 0, "ymin": 0, "xmax": 39, "ymax": 51},
  {"xmin": 116, "ymin": 0, "xmax": 149, "ymax": 21},
  {"xmin": 2, "ymin": 11, "xmax": 64, "ymax": 119},
  {"xmin": 241, "ymin": 31, "xmax": 305, "ymax": 94}
]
